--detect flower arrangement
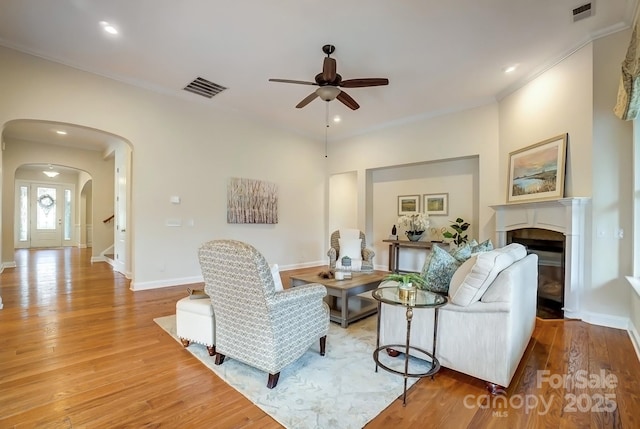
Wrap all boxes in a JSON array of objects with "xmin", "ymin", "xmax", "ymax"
[{"xmin": 397, "ymin": 213, "xmax": 430, "ymax": 232}]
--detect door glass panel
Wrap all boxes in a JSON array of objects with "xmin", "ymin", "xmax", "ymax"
[
  {"xmin": 19, "ymin": 185, "xmax": 29, "ymax": 241},
  {"xmin": 64, "ymin": 189, "xmax": 71, "ymax": 241},
  {"xmin": 36, "ymin": 187, "xmax": 56, "ymax": 230}
]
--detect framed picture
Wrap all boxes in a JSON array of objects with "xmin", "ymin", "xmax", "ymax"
[
  {"xmin": 507, "ymin": 134, "xmax": 567, "ymax": 203},
  {"xmin": 423, "ymin": 193, "xmax": 448, "ymax": 215},
  {"xmin": 397, "ymin": 195, "xmax": 420, "ymax": 215}
]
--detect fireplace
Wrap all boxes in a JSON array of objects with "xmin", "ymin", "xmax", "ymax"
[
  {"xmin": 492, "ymin": 198, "xmax": 589, "ymax": 320},
  {"xmin": 508, "ymin": 228, "xmax": 565, "ymax": 318}
]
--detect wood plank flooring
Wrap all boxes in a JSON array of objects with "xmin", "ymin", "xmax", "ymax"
[{"xmin": 1, "ymin": 248, "xmax": 639, "ymax": 428}]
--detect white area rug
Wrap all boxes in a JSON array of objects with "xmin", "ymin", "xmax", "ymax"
[{"xmin": 154, "ymin": 314, "xmax": 431, "ymax": 429}]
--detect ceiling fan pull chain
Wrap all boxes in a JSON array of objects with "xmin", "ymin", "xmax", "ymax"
[{"xmin": 325, "ymin": 102, "xmax": 329, "ymax": 158}]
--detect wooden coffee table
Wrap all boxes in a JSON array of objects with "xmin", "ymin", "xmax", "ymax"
[{"xmin": 290, "ymin": 271, "xmax": 388, "ymax": 328}]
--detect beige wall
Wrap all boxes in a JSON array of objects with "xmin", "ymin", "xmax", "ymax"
[
  {"xmin": 498, "ymin": 30, "xmax": 634, "ymax": 324},
  {"xmin": 371, "ymin": 157, "xmax": 479, "ymax": 271},
  {"xmin": 0, "ymin": 45, "xmax": 326, "ymax": 289},
  {"xmin": 327, "ymin": 103, "xmax": 501, "ymax": 249}
]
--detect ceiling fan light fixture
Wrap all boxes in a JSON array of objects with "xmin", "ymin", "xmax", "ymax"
[{"xmin": 316, "ymin": 86, "xmax": 341, "ymax": 101}]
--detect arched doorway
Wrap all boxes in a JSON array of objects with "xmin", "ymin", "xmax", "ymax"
[{"xmin": 1, "ymin": 119, "xmax": 133, "ymax": 278}]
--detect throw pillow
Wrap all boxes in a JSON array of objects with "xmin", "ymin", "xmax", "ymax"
[
  {"xmin": 448, "ymin": 243, "xmax": 527, "ymax": 306},
  {"xmin": 419, "ymin": 245, "xmax": 461, "ymax": 294},
  {"xmin": 339, "ymin": 238, "xmax": 362, "ymax": 260},
  {"xmin": 471, "ymin": 239, "xmax": 494, "ymax": 254},
  {"xmin": 448, "ymin": 243, "xmax": 472, "ymax": 262},
  {"xmin": 270, "ymin": 263, "xmax": 284, "ymax": 292}
]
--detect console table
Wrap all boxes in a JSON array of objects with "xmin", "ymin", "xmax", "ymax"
[{"xmin": 382, "ymin": 240, "xmax": 436, "ymax": 273}]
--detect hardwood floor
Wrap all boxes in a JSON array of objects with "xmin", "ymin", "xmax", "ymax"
[{"xmin": 1, "ymin": 248, "xmax": 639, "ymax": 428}]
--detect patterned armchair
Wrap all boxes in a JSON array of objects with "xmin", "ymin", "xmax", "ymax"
[
  {"xmin": 327, "ymin": 229, "xmax": 375, "ymax": 271},
  {"xmin": 198, "ymin": 239, "xmax": 329, "ymax": 388}
]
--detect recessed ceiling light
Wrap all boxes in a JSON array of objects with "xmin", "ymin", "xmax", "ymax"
[
  {"xmin": 504, "ymin": 65, "xmax": 518, "ymax": 73},
  {"xmin": 55, "ymin": 130, "xmax": 67, "ymax": 135},
  {"xmin": 333, "ymin": 116, "xmax": 341, "ymax": 123},
  {"xmin": 99, "ymin": 21, "xmax": 119, "ymax": 35}
]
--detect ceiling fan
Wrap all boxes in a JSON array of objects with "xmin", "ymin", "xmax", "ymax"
[{"xmin": 269, "ymin": 44, "xmax": 389, "ymax": 111}]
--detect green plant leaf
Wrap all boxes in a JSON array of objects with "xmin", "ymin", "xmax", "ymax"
[{"xmin": 383, "ymin": 273, "xmax": 427, "ymax": 286}]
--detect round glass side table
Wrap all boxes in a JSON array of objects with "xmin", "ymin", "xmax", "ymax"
[{"xmin": 372, "ymin": 286, "xmax": 448, "ymax": 406}]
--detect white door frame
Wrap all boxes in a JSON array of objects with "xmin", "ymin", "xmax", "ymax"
[{"xmin": 15, "ymin": 179, "xmax": 76, "ymax": 248}]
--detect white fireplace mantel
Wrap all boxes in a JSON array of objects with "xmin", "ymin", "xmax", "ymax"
[{"xmin": 491, "ymin": 197, "xmax": 590, "ymax": 319}]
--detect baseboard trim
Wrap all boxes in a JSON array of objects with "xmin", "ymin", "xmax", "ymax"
[
  {"xmin": 580, "ymin": 311, "xmax": 629, "ymax": 330},
  {"xmin": 279, "ymin": 260, "xmax": 327, "ymax": 271},
  {"xmin": 130, "ymin": 276, "xmax": 203, "ymax": 291},
  {"xmin": 2, "ymin": 261, "xmax": 17, "ymax": 271},
  {"xmin": 91, "ymin": 256, "xmax": 106, "ymax": 263},
  {"xmin": 629, "ymin": 319, "xmax": 640, "ymax": 363}
]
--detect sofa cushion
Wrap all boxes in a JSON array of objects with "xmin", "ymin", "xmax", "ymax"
[
  {"xmin": 471, "ymin": 239, "xmax": 494, "ymax": 254},
  {"xmin": 449, "ymin": 243, "xmax": 472, "ymax": 262},
  {"xmin": 419, "ymin": 245, "xmax": 461, "ymax": 294},
  {"xmin": 339, "ymin": 238, "xmax": 362, "ymax": 260},
  {"xmin": 448, "ymin": 243, "xmax": 527, "ymax": 306}
]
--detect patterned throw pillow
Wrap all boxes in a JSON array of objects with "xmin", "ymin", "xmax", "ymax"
[
  {"xmin": 419, "ymin": 245, "xmax": 461, "ymax": 294},
  {"xmin": 471, "ymin": 239, "xmax": 494, "ymax": 254},
  {"xmin": 449, "ymin": 243, "xmax": 472, "ymax": 262}
]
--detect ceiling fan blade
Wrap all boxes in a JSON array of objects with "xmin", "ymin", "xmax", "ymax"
[
  {"xmin": 336, "ymin": 91, "xmax": 360, "ymax": 110},
  {"xmin": 322, "ymin": 57, "xmax": 337, "ymax": 82},
  {"xmin": 340, "ymin": 78, "xmax": 389, "ymax": 88},
  {"xmin": 296, "ymin": 92, "xmax": 319, "ymax": 108},
  {"xmin": 269, "ymin": 78, "xmax": 318, "ymax": 86}
]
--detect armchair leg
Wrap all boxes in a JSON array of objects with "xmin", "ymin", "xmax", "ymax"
[
  {"xmin": 215, "ymin": 353, "xmax": 225, "ymax": 365},
  {"xmin": 180, "ymin": 338, "xmax": 190, "ymax": 348},
  {"xmin": 319, "ymin": 335, "xmax": 327, "ymax": 356},
  {"xmin": 267, "ymin": 372, "xmax": 280, "ymax": 389},
  {"xmin": 206, "ymin": 346, "xmax": 216, "ymax": 356},
  {"xmin": 485, "ymin": 382, "xmax": 505, "ymax": 395}
]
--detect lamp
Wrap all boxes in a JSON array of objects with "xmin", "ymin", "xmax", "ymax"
[{"xmin": 316, "ymin": 86, "xmax": 341, "ymax": 101}]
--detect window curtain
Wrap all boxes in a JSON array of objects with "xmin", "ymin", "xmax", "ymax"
[{"xmin": 615, "ymin": 22, "xmax": 640, "ymax": 120}]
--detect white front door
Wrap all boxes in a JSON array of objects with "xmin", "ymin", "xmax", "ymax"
[
  {"xmin": 30, "ymin": 185, "xmax": 63, "ymax": 248},
  {"xmin": 16, "ymin": 182, "xmax": 75, "ymax": 248}
]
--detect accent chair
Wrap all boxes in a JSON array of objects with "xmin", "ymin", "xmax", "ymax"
[
  {"xmin": 198, "ymin": 239, "xmax": 330, "ymax": 388},
  {"xmin": 327, "ymin": 229, "xmax": 375, "ymax": 271}
]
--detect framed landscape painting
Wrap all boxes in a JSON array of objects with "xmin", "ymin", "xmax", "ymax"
[
  {"xmin": 423, "ymin": 193, "xmax": 448, "ymax": 215},
  {"xmin": 397, "ymin": 195, "xmax": 420, "ymax": 215},
  {"xmin": 507, "ymin": 134, "xmax": 567, "ymax": 203}
]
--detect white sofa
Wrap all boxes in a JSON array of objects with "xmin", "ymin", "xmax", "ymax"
[{"xmin": 379, "ymin": 244, "xmax": 538, "ymax": 391}]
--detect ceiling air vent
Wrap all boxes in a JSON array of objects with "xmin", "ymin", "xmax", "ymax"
[
  {"xmin": 183, "ymin": 77, "xmax": 227, "ymax": 98},
  {"xmin": 572, "ymin": 3, "xmax": 593, "ymax": 22}
]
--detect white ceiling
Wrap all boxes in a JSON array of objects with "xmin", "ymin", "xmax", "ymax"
[{"xmin": 0, "ymin": 0, "xmax": 636, "ymax": 146}]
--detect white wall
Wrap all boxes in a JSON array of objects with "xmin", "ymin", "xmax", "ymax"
[
  {"xmin": 371, "ymin": 157, "xmax": 479, "ymax": 271},
  {"xmin": 0, "ymin": 46, "xmax": 326, "ymax": 290},
  {"xmin": 499, "ymin": 31, "xmax": 634, "ymax": 325},
  {"xmin": 589, "ymin": 30, "xmax": 634, "ymax": 322},
  {"xmin": 327, "ymin": 103, "xmax": 500, "ymax": 261},
  {"xmin": 328, "ymin": 171, "xmax": 358, "ymax": 234}
]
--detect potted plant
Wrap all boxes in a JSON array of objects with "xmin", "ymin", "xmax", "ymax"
[
  {"xmin": 443, "ymin": 217, "xmax": 470, "ymax": 246},
  {"xmin": 384, "ymin": 272, "xmax": 427, "ymax": 301}
]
